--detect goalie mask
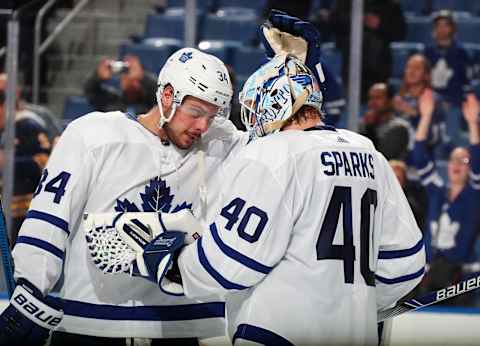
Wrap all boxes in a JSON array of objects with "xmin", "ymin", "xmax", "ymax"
[
  {"xmin": 156, "ymin": 48, "xmax": 233, "ymax": 127},
  {"xmin": 239, "ymin": 54, "xmax": 323, "ymax": 141}
]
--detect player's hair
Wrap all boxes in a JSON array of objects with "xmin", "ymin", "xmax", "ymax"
[{"xmin": 281, "ymin": 105, "xmax": 321, "ymax": 129}]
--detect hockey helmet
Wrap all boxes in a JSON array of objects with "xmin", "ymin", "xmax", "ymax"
[
  {"xmin": 239, "ymin": 54, "xmax": 323, "ymax": 141},
  {"xmin": 156, "ymin": 48, "xmax": 233, "ymax": 127}
]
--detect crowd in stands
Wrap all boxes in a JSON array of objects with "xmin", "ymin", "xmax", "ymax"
[{"xmin": 2, "ymin": 0, "xmax": 480, "ymax": 307}]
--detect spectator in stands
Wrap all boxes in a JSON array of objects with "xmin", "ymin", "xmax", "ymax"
[
  {"xmin": 393, "ymin": 54, "xmax": 449, "ymax": 154},
  {"xmin": 425, "ymin": 10, "xmax": 475, "ymax": 110},
  {"xmin": 0, "ymin": 73, "xmax": 52, "ymax": 239},
  {"xmin": 389, "ymin": 159, "xmax": 428, "ymax": 234},
  {"xmin": 84, "ymin": 55, "xmax": 157, "ymax": 115},
  {"xmin": 330, "ymin": 0, "xmax": 406, "ymax": 102},
  {"xmin": 413, "ymin": 90, "xmax": 480, "ymax": 306},
  {"xmin": 359, "ymin": 83, "xmax": 411, "ymax": 160}
]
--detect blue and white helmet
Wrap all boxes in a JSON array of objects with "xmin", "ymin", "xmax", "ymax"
[{"xmin": 239, "ymin": 54, "xmax": 323, "ymax": 141}]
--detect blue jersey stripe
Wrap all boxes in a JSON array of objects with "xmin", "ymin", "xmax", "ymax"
[
  {"xmin": 61, "ymin": 298, "xmax": 225, "ymax": 321},
  {"xmin": 376, "ymin": 267, "xmax": 425, "ymax": 285},
  {"xmin": 16, "ymin": 236, "xmax": 64, "ymax": 260},
  {"xmin": 379, "ymin": 239, "xmax": 424, "ymax": 259},
  {"xmin": 197, "ymin": 238, "xmax": 248, "ymax": 290},
  {"xmin": 233, "ymin": 323, "xmax": 294, "ymax": 346},
  {"xmin": 210, "ymin": 223, "xmax": 273, "ymax": 275},
  {"xmin": 26, "ymin": 210, "xmax": 70, "ymax": 235}
]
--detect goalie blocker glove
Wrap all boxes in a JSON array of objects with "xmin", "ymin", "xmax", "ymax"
[
  {"xmin": 131, "ymin": 231, "xmax": 186, "ymax": 296},
  {"xmin": 0, "ymin": 279, "xmax": 63, "ymax": 346}
]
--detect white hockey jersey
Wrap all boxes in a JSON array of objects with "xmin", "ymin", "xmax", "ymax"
[
  {"xmin": 11, "ymin": 111, "xmax": 247, "ymax": 338},
  {"xmin": 179, "ymin": 126, "xmax": 426, "ymax": 345}
]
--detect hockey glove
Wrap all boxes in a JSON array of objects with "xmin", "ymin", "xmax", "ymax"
[
  {"xmin": 0, "ymin": 279, "xmax": 63, "ymax": 346},
  {"xmin": 261, "ymin": 9, "xmax": 325, "ymax": 84},
  {"xmin": 260, "ymin": 10, "xmax": 345, "ymax": 122},
  {"xmin": 84, "ymin": 210, "xmax": 202, "ymax": 294}
]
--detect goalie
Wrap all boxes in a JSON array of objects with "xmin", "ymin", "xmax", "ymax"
[{"xmin": 88, "ymin": 53, "xmax": 425, "ymax": 345}]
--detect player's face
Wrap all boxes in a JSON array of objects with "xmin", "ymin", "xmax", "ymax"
[
  {"xmin": 448, "ymin": 147, "xmax": 470, "ymax": 185},
  {"xmin": 404, "ymin": 56, "xmax": 428, "ymax": 86},
  {"xmin": 165, "ymin": 96, "xmax": 218, "ymax": 149}
]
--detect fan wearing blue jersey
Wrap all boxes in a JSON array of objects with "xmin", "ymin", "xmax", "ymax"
[
  {"xmin": 412, "ymin": 90, "xmax": 480, "ymax": 306},
  {"xmin": 123, "ymin": 55, "xmax": 425, "ymax": 346}
]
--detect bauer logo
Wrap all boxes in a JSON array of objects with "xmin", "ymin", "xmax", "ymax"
[
  {"xmin": 436, "ymin": 276, "xmax": 480, "ymax": 301},
  {"xmin": 13, "ymin": 292, "xmax": 61, "ymax": 327}
]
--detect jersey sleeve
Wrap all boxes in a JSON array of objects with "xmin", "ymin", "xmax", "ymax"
[
  {"xmin": 12, "ymin": 123, "xmax": 94, "ymax": 295},
  {"xmin": 411, "ymin": 139, "xmax": 444, "ymax": 192},
  {"xmin": 469, "ymin": 144, "xmax": 480, "ymax": 190},
  {"xmin": 375, "ymin": 154, "xmax": 426, "ymax": 311},
  {"xmin": 178, "ymin": 157, "xmax": 294, "ymax": 299}
]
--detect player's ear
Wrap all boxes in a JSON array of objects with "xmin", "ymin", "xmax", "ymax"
[{"xmin": 161, "ymin": 85, "xmax": 174, "ymax": 109}]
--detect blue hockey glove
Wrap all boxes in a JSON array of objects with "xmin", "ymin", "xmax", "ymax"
[
  {"xmin": 0, "ymin": 279, "xmax": 63, "ymax": 346},
  {"xmin": 130, "ymin": 231, "xmax": 186, "ymax": 295},
  {"xmin": 260, "ymin": 10, "xmax": 345, "ymax": 123}
]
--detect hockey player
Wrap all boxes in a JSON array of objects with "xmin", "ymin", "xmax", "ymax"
[
  {"xmin": 0, "ymin": 47, "xmax": 247, "ymax": 346},
  {"xmin": 124, "ymin": 55, "xmax": 426, "ymax": 345}
]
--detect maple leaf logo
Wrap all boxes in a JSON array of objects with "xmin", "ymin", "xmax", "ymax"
[
  {"xmin": 114, "ymin": 177, "xmax": 191, "ymax": 213},
  {"xmin": 140, "ymin": 177, "xmax": 174, "ymax": 212}
]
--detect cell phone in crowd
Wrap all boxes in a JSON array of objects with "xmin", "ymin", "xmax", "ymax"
[{"xmin": 109, "ymin": 61, "xmax": 130, "ymax": 74}]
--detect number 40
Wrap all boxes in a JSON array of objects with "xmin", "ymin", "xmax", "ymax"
[{"xmin": 316, "ymin": 186, "xmax": 377, "ymax": 287}]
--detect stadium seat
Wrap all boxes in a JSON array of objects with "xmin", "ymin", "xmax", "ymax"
[
  {"xmin": 320, "ymin": 42, "xmax": 342, "ymax": 78},
  {"xmin": 405, "ymin": 16, "xmax": 432, "ymax": 44},
  {"xmin": 201, "ymin": 12, "xmax": 258, "ymax": 44},
  {"xmin": 401, "ymin": 0, "xmax": 428, "ymax": 15},
  {"xmin": 456, "ymin": 18, "xmax": 480, "ymax": 44},
  {"xmin": 144, "ymin": 14, "xmax": 184, "ymax": 40},
  {"xmin": 390, "ymin": 42, "xmax": 425, "ymax": 79},
  {"xmin": 142, "ymin": 37, "xmax": 183, "ymax": 50},
  {"xmin": 119, "ymin": 43, "xmax": 174, "ymax": 74},
  {"xmin": 166, "ymin": 0, "xmax": 211, "ymax": 11},
  {"xmin": 214, "ymin": 0, "xmax": 266, "ymax": 11},
  {"xmin": 232, "ymin": 46, "xmax": 266, "ymax": 78},
  {"xmin": 63, "ymin": 96, "xmax": 95, "ymax": 121},
  {"xmin": 144, "ymin": 12, "xmax": 203, "ymax": 41},
  {"xmin": 431, "ymin": 0, "xmax": 473, "ymax": 13},
  {"xmin": 197, "ymin": 40, "xmax": 242, "ymax": 65}
]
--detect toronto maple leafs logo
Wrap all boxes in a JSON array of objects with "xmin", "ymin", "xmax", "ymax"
[
  {"xmin": 115, "ymin": 177, "xmax": 191, "ymax": 213},
  {"xmin": 179, "ymin": 51, "xmax": 193, "ymax": 63}
]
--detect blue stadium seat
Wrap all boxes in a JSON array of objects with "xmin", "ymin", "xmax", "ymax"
[
  {"xmin": 320, "ymin": 42, "xmax": 342, "ymax": 78},
  {"xmin": 405, "ymin": 16, "xmax": 432, "ymax": 44},
  {"xmin": 401, "ymin": 0, "xmax": 428, "ymax": 15},
  {"xmin": 63, "ymin": 96, "xmax": 95, "ymax": 121},
  {"xmin": 145, "ymin": 14, "xmax": 185, "ymax": 40},
  {"xmin": 201, "ymin": 12, "xmax": 258, "ymax": 44},
  {"xmin": 214, "ymin": 0, "xmax": 265, "ymax": 11},
  {"xmin": 119, "ymin": 43, "xmax": 174, "ymax": 74},
  {"xmin": 142, "ymin": 37, "xmax": 183, "ymax": 50},
  {"xmin": 390, "ymin": 42, "xmax": 425, "ymax": 79},
  {"xmin": 232, "ymin": 46, "xmax": 266, "ymax": 78},
  {"xmin": 431, "ymin": 0, "xmax": 473, "ymax": 13},
  {"xmin": 166, "ymin": 0, "xmax": 211, "ymax": 10},
  {"xmin": 197, "ymin": 40, "xmax": 242, "ymax": 65},
  {"xmin": 456, "ymin": 18, "xmax": 480, "ymax": 44}
]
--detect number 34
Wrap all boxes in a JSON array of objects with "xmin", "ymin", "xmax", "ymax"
[{"xmin": 33, "ymin": 169, "xmax": 71, "ymax": 204}]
